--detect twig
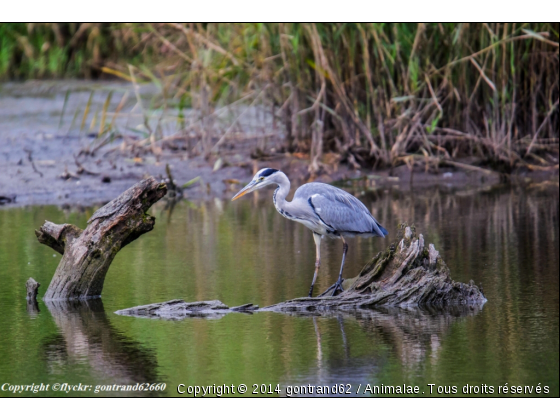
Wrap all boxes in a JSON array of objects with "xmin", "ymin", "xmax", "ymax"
[
  {"xmin": 23, "ymin": 148, "xmax": 43, "ymax": 177},
  {"xmin": 395, "ymin": 154, "xmax": 498, "ymax": 177},
  {"xmin": 60, "ymin": 165, "xmax": 80, "ymax": 180},
  {"xmin": 434, "ymin": 33, "xmax": 557, "ymax": 74},
  {"xmin": 522, "ymin": 163, "xmax": 559, "ymax": 172},
  {"xmin": 441, "ymin": 159, "xmax": 497, "ymax": 176},
  {"xmin": 425, "ymin": 75, "xmax": 443, "ymax": 114},
  {"xmin": 469, "ymin": 58, "xmax": 496, "ymax": 91},
  {"xmin": 165, "ymin": 163, "xmax": 176, "ymax": 190},
  {"xmin": 74, "ymin": 155, "xmax": 100, "ymax": 176}
]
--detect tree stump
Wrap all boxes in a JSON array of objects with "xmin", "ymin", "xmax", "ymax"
[
  {"xmin": 37, "ymin": 177, "xmax": 167, "ymax": 301},
  {"xmin": 115, "ymin": 223, "xmax": 487, "ymax": 318},
  {"xmin": 264, "ymin": 224, "xmax": 486, "ymax": 312}
]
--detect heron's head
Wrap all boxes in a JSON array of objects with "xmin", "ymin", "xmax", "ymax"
[{"xmin": 232, "ymin": 168, "xmax": 281, "ymax": 201}]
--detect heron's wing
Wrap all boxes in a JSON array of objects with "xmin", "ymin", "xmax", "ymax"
[{"xmin": 295, "ymin": 183, "xmax": 387, "ymax": 236}]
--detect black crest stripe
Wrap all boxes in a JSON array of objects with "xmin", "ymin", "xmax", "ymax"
[{"xmin": 259, "ymin": 168, "xmax": 279, "ymax": 177}]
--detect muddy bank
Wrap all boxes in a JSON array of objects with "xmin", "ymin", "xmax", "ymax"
[
  {"xmin": 0, "ymin": 138, "xmax": 516, "ymax": 209},
  {"xmin": 0, "ymin": 81, "xmax": 251, "ymax": 206},
  {"xmin": 1, "ymin": 81, "xmax": 557, "ymax": 208}
]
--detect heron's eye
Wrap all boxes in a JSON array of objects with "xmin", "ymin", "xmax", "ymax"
[{"xmin": 259, "ymin": 177, "xmax": 265, "ymax": 181}]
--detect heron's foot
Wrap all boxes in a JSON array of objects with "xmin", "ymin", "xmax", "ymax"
[
  {"xmin": 330, "ymin": 280, "xmax": 344, "ymax": 297},
  {"xmin": 308, "ymin": 284, "xmax": 315, "ymax": 298},
  {"xmin": 319, "ymin": 278, "xmax": 345, "ymax": 297}
]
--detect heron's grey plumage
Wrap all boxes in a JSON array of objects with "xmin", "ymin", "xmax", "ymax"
[
  {"xmin": 232, "ymin": 168, "xmax": 388, "ymax": 297},
  {"xmin": 292, "ymin": 183, "xmax": 387, "ymax": 238}
]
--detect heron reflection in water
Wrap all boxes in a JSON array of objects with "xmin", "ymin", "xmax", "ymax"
[{"xmin": 232, "ymin": 168, "xmax": 388, "ymax": 297}]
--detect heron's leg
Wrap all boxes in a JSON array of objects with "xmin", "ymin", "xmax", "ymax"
[
  {"xmin": 308, "ymin": 233, "xmax": 322, "ymax": 297},
  {"xmin": 321, "ymin": 236, "xmax": 348, "ymax": 296}
]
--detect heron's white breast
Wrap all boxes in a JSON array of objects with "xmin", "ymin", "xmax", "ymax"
[{"xmin": 295, "ymin": 218, "xmax": 328, "ymax": 234}]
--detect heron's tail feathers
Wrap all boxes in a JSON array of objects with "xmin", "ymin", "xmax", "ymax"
[{"xmin": 374, "ymin": 222, "xmax": 388, "ymax": 237}]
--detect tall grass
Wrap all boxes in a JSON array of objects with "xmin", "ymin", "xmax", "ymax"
[{"xmin": 1, "ymin": 23, "xmax": 558, "ymax": 173}]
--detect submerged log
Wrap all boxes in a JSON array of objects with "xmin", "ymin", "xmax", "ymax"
[
  {"xmin": 37, "ymin": 177, "xmax": 167, "ymax": 301},
  {"xmin": 116, "ymin": 223, "xmax": 486, "ymax": 318},
  {"xmin": 26, "ymin": 277, "xmax": 40, "ymax": 301},
  {"xmin": 26, "ymin": 278, "xmax": 41, "ymax": 315},
  {"xmin": 116, "ymin": 299, "xmax": 259, "ymax": 320}
]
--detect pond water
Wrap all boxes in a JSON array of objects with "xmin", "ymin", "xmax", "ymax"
[{"xmin": 0, "ymin": 183, "xmax": 558, "ymax": 397}]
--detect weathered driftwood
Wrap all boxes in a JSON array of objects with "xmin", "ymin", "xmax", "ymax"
[
  {"xmin": 116, "ymin": 223, "xmax": 486, "ymax": 319},
  {"xmin": 116, "ymin": 299, "xmax": 259, "ymax": 320},
  {"xmin": 37, "ymin": 177, "xmax": 167, "ymax": 301},
  {"xmin": 35, "ymin": 222, "xmax": 83, "ymax": 255}
]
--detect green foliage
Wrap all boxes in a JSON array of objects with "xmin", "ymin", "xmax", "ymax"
[{"xmin": 0, "ymin": 23, "xmax": 157, "ymax": 79}]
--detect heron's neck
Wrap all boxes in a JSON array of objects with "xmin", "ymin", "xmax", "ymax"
[{"xmin": 272, "ymin": 172, "xmax": 292, "ymax": 211}]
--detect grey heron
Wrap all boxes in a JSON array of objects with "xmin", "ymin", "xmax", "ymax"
[{"xmin": 232, "ymin": 168, "xmax": 388, "ymax": 297}]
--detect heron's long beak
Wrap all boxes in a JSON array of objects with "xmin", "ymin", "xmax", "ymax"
[{"xmin": 232, "ymin": 180, "xmax": 259, "ymax": 201}]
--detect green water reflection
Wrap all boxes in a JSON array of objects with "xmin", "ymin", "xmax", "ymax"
[{"xmin": 0, "ymin": 184, "xmax": 558, "ymax": 397}]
